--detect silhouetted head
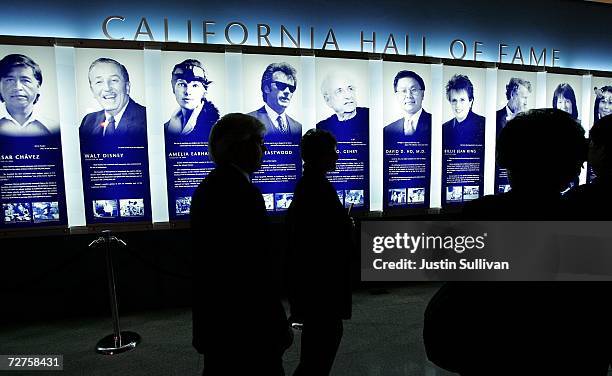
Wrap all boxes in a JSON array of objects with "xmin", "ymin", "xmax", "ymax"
[
  {"xmin": 497, "ymin": 108, "xmax": 587, "ymax": 193},
  {"xmin": 300, "ymin": 128, "xmax": 338, "ymax": 173},
  {"xmin": 209, "ymin": 113, "xmax": 267, "ymax": 173},
  {"xmin": 588, "ymin": 114, "xmax": 612, "ymax": 181}
]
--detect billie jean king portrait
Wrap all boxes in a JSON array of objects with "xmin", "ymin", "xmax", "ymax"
[
  {"xmin": 165, "ymin": 59, "xmax": 220, "ymax": 140},
  {"xmin": 317, "ymin": 72, "xmax": 368, "ymax": 140},
  {"xmin": 442, "ymin": 74, "xmax": 485, "ymax": 147},
  {"xmin": 384, "ymin": 70, "xmax": 431, "ymax": 143},
  {"xmin": 0, "ymin": 54, "xmax": 58, "ymax": 137},
  {"xmin": 496, "ymin": 77, "xmax": 532, "ymax": 135},
  {"xmin": 79, "ymin": 58, "xmax": 146, "ymax": 139},
  {"xmin": 247, "ymin": 62, "xmax": 302, "ymax": 142}
]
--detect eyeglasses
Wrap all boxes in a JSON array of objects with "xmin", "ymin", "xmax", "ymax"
[
  {"xmin": 272, "ymin": 81, "xmax": 296, "ymax": 93},
  {"xmin": 396, "ymin": 88, "xmax": 423, "ymax": 96}
]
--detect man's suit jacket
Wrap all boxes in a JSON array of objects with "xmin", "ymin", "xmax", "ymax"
[
  {"xmin": 496, "ymin": 107, "xmax": 508, "ymax": 137},
  {"xmin": 286, "ymin": 166, "xmax": 353, "ymax": 321},
  {"xmin": 79, "ymin": 98, "xmax": 147, "ymax": 138},
  {"xmin": 247, "ymin": 106, "xmax": 302, "ymax": 142},
  {"xmin": 383, "ymin": 110, "xmax": 432, "ymax": 145},
  {"xmin": 190, "ymin": 164, "xmax": 290, "ymax": 362}
]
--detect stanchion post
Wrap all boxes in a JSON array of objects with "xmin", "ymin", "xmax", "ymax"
[{"xmin": 92, "ymin": 230, "xmax": 141, "ymax": 355}]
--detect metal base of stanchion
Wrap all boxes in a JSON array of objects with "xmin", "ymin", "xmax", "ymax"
[{"xmin": 95, "ymin": 331, "xmax": 141, "ymax": 355}]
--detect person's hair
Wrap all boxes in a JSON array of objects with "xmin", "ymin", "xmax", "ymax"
[
  {"xmin": 552, "ymin": 83, "xmax": 578, "ymax": 120},
  {"xmin": 88, "ymin": 58, "xmax": 130, "ymax": 84},
  {"xmin": 320, "ymin": 72, "xmax": 354, "ymax": 98},
  {"xmin": 171, "ymin": 59, "xmax": 212, "ymax": 90},
  {"xmin": 300, "ymin": 128, "xmax": 337, "ymax": 166},
  {"xmin": 0, "ymin": 54, "xmax": 43, "ymax": 103},
  {"xmin": 445, "ymin": 74, "xmax": 474, "ymax": 101},
  {"xmin": 393, "ymin": 70, "xmax": 425, "ymax": 92},
  {"xmin": 209, "ymin": 113, "xmax": 265, "ymax": 165},
  {"xmin": 505, "ymin": 77, "xmax": 532, "ymax": 100},
  {"xmin": 593, "ymin": 85, "xmax": 612, "ymax": 121},
  {"xmin": 260, "ymin": 62, "xmax": 297, "ymax": 102},
  {"xmin": 497, "ymin": 108, "xmax": 587, "ymax": 190}
]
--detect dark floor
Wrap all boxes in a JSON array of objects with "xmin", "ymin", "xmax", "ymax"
[
  {"xmin": 1, "ymin": 283, "xmax": 457, "ymax": 376},
  {"xmin": 3, "ymin": 283, "xmax": 611, "ymax": 376}
]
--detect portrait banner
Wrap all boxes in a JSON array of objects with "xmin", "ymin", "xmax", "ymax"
[
  {"xmin": 494, "ymin": 70, "xmax": 537, "ymax": 194},
  {"xmin": 0, "ymin": 45, "xmax": 67, "ymax": 229},
  {"xmin": 161, "ymin": 51, "xmax": 224, "ymax": 220},
  {"xmin": 382, "ymin": 62, "xmax": 432, "ymax": 210},
  {"xmin": 316, "ymin": 57, "xmax": 370, "ymax": 212},
  {"xmin": 587, "ymin": 76, "xmax": 612, "ymax": 183},
  {"xmin": 441, "ymin": 66, "xmax": 486, "ymax": 208},
  {"xmin": 243, "ymin": 54, "xmax": 302, "ymax": 212},
  {"xmin": 75, "ymin": 48, "xmax": 151, "ymax": 224},
  {"xmin": 547, "ymin": 72, "xmax": 583, "ymax": 190}
]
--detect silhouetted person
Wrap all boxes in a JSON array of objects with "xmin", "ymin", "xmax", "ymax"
[
  {"xmin": 424, "ymin": 109, "xmax": 611, "ymax": 375},
  {"xmin": 464, "ymin": 108, "xmax": 586, "ymax": 219},
  {"xmin": 286, "ymin": 129, "xmax": 353, "ymax": 376},
  {"xmin": 565, "ymin": 114, "xmax": 612, "ymax": 217},
  {"xmin": 190, "ymin": 113, "xmax": 292, "ymax": 375}
]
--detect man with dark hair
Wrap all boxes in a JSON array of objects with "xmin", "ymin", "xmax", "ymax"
[
  {"xmin": 247, "ymin": 62, "xmax": 301, "ymax": 141},
  {"xmin": 190, "ymin": 113, "xmax": 291, "ymax": 375},
  {"xmin": 496, "ymin": 77, "xmax": 532, "ymax": 135},
  {"xmin": 442, "ymin": 74, "xmax": 485, "ymax": 146},
  {"xmin": 384, "ymin": 70, "xmax": 431, "ymax": 141},
  {"xmin": 165, "ymin": 59, "xmax": 219, "ymax": 139},
  {"xmin": 0, "ymin": 54, "xmax": 57, "ymax": 137},
  {"xmin": 79, "ymin": 57, "xmax": 146, "ymax": 138},
  {"xmin": 286, "ymin": 128, "xmax": 353, "ymax": 376},
  {"xmin": 424, "ymin": 109, "xmax": 612, "ymax": 375}
]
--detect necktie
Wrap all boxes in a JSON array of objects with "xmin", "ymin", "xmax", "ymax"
[
  {"xmin": 404, "ymin": 119, "xmax": 414, "ymax": 136},
  {"xmin": 277, "ymin": 115, "xmax": 287, "ymax": 134},
  {"xmin": 105, "ymin": 116, "xmax": 116, "ymax": 137}
]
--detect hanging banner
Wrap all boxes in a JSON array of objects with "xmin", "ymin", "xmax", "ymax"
[
  {"xmin": 244, "ymin": 54, "xmax": 302, "ymax": 212},
  {"xmin": 382, "ymin": 62, "xmax": 432, "ymax": 210},
  {"xmin": 162, "ymin": 51, "xmax": 224, "ymax": 220},
  {"xmin": 76, "ymin": 48, "xmax": 151, "ymax": 224},
  {"xmin": 494, "ymin": 70, "xmax": 537, "ymax": 193},
  {"xmin": 316, "ymin": 57, "xmax": 370, "ymax": 211},
  {"xmin": 0, "ymin": 46, "xmax": 67, "ymax": 229},
  {"xmin": 441, "ymin": 66, "xmax": 486, "ymax": 207}
]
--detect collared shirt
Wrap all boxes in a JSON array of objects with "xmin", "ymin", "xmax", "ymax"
[
  {"xmin": 264, "ymin": 104, "xmax": 287, "ymax": 133},
  {"xmin": 104, "ymin": 100, "xmax": 129, "ymax": 130},
  {"xmin": 403, "ymin": 108, "xmax": 423, "ymax": 135},
  {"xmin": 505, "ymin": 105, "xmax": 516, "ymax": 122},
  {"xmin": 0, "ymin": 104, "xmax": 54, "ymax": 137}
]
